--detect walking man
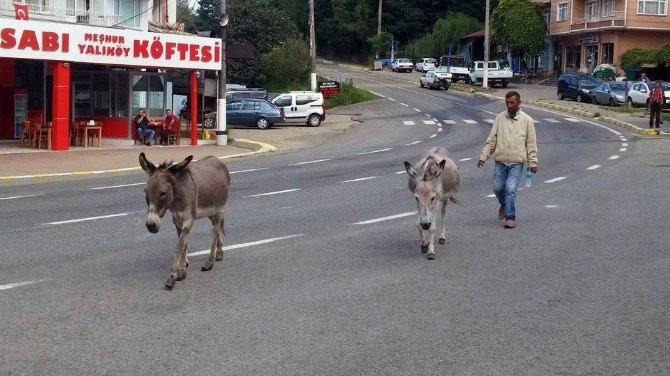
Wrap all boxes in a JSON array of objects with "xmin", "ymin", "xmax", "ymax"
[
  {"xmin": 477, "ymin": 91, "xmax": 538, "ymax": 229},
  {"xmin": 648, "ymin": 80, "xmax": 665, "ymax": 129}
]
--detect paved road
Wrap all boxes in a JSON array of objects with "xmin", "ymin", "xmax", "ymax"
[{"xmin": 1, "ymin": 63, "xmax": 668, "ymax": 375}]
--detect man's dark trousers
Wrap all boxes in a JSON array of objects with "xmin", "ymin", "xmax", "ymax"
[{"xmin": 649, "ymin": 101, "xmax": 662, "ymax": 128}]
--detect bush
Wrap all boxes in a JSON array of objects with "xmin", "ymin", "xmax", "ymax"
[
  {"xmin": 259, "ymin": 39, "xmax": 311, "ymax": 92},
  {"xmin": 324, "ymin": 81, "xmax": 377, "ymax": 109}
]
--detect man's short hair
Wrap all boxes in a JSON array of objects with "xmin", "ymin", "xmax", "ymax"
[
  {"xmin": 138, "ymin": 108, "xmax": 145, "ymax": 112},
  {"xmin": 505, "ymin": 91, "xmax": 521, "ymax": 101},
  {"xmin": 166, "ymin": 109, "xmax": 172, "ymax": 112}
]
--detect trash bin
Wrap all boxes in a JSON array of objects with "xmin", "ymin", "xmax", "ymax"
[{"xmin": 373, "ymin": 60, "xmax": 383, "ymax": 70}]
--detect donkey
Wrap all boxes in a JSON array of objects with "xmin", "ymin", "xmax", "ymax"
[
  {"xmin": 139, "ymin": 153, "xmax": 230, "ymax": 290},
  {"xmin": 404, "ymin": 147, "xmax": 461, "ymax": 260}
]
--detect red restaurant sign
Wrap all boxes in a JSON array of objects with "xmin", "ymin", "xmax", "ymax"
[
  {"xmin": 0, "ymin": 18, "xmax": 222, "ymax": 70},
  {"xmin": 319, "ymin": 81, "xmax": 340, "ymax": 98}
]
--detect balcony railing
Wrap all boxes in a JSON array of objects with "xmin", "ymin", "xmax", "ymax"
[
  {"xmin": 571, "ymin": 11, "xmax": 626, "ymax": 31},
  {"xmin": 0, "ymin": 1, "xmax": 122, "ymax": 27}
]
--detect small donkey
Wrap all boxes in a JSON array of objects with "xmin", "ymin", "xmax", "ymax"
[
  {"xmin": 139, "ymin": 153, "xmax": 230, "ymax": 290},
  {"xmin": 404, "ymin": 147, "xmax": 461, "ymax": 260}
]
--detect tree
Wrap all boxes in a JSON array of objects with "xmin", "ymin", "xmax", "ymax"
[
  {"xmin": 259, "ymin": 39, "xmax": 312, "ymax": 91},
  {"xmin": 176, "ymin": 0, "xmax": 199, "ymax": 34},
  {"xmin": 491, "ymin": 0, "xmax": 545, "ymax": 70},
  {"xmin": 404, "ymin": 13, "xmax": 481, "ymax": 58},
  {"xmin": 367, "ymin": 32, "xmax": 393, "ymax": 58}
]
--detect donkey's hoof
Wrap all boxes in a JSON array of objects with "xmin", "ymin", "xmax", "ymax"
[
  {"xmin": 176, "ymin": 270, "xmax": 187, "ymax": 281},
  {"xmin": 215, "ymin": 250, "xmax": 224, "ymax": 261},
  {"xmin": 165, "ymin": 277, "xmax": 176, "ymax": 290},
  {"xmin": 426, "ymin": 252, "xmax": 436, "ymax": 260},
  {"xmin": 201, "ymin": 260, "xmax": 214, "ymax": 272},
  {"xmin": 420, "ymin": 245, "xmax": 429, "ymax": 254},
  {"xmin": 438, "ymin": 238, "xmax": 446, "ymax": 245}
]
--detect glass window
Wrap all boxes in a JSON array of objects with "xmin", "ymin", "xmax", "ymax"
[
  {"xmin": 601, "ymin": 43, "xmax": 614, "ymax": 64},
  {"xmin": 112, "ymin": 72, "xmax": 129, "ymax": 118},
  {"xmin": 557, "ymin": 3, "xmax": 569, "ymax": 21},
  {"xmin": 638, "ymin": 0, "xmax": 667, "ymax": 15},
  {"xmin": 226, "ymin": 101, "xmax": 242, "ymax": 110},
  {"xmin": 92, "ymin": 72, "xmax": 110, "ymax": 116},
  {"xmin": 296, "ymin": 95, "xmax": 317, "ymax": 105},
  {"xmin": 585, "ymin": 0, "xmax": 601, "ymax": 21},
  {"xmin": 603, "ymin": 0, "xmax": 615, "ymax": 16},
  {"xmin": 274, "ymin": 96, "xmax": 292, "ymax": 107},
  {"xmin": 241, "ymin": 101, "xmax": 255, "ymax": 110},
  {"xmin": 148, "ymin": 75, "xmax": 165, "ymax": 118},
  {"xmin": 132, "ymin": 74, "xmax": 147, "ymax": 116}
]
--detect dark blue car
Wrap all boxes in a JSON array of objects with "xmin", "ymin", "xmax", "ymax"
[{"xmin": 227, "ymin": 99, "xmax": 284, "ymax": 129}]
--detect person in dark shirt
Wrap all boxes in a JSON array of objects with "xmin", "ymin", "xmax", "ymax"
[
  {"xmin": 134, "ymin": 108, "xmax": 154, "ymax": 146},
  {"xmin": 160, "ymin": 109, "xmax": 180, "ymax": 145},
  {"xmin": 648, "ymin": 81, "xmax": 665, "ymax": 129}
]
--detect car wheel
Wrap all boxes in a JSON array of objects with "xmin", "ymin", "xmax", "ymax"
[
  {"xmin": 576, "ymin": 94, "xmax": 582, "ymax": 103},
  {"xmin": 609, "ymin": 98, "xmax": 615, "ymax": 107},
  {"xmin": 203, "ymin": 117, "xmax": 215, "ymax": 129},
  {"xmin": 558, "ymin": 91, "xmax": 564, "ymax": 100},
  {"xmin": 420, "ymin": 81, "xmax": 424, "ymax": 88},
  {"xmin": 307, "ymin": 113, "xmax": 321, "ymax": 127},
  {"xmin": 501, "ymin": 82, "xmax": 508, "ymax": 88},
  {"xmin": 256, "ymin": 117, "xmax": 270, "ymax": 129}
]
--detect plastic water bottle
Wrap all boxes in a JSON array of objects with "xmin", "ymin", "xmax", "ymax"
[{"xmin": 525, "ymin": 170, "xmax": 533, "ymax": 188}]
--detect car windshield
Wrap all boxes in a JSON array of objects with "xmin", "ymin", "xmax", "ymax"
[
  {"xmin": 609, "ymin": 83, "xmax": 627, "ymax": 91},
  {"xmin": 579, "ymin": 78, "xmax": 599, "ymax": 87},
  {"xmin": 398, "ymin": 59, "xmax": 412, "ymax": 63},
  {"xmin": 662, "ymin": 83, "xmax": 670, "ymax": 90},
  {"xmin": 425, "ymin": 59, "xmax": 436, "ymax": 64}
]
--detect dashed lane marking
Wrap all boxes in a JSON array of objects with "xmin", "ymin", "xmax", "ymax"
[
  {"xmin": 0, "ymin": 193, "xmax": 45, "ymax": 200},
  {"xmin": 352, "ymin": 212, "xmax": 415, "ymax": 225},
  {"xmin": 485, "ymin": 194, "xmax": 496, "ymax": 198},
  {"xmin": 544, "ymin": 177, "xmax": 567, "ymax": 183},
  {"xmin": 442, "ymin": 120, "xmax": 456, "ymax": 125},
  {"xmin": 230, "ymin": 167, "xmax": 270, "ymax": 174},
  {"xmin": 484, "ymin": 119, "xmax": 494, "ymax": 124},
  {"xmin": 622, "ymin": 143, "xmax": 628, "ymax": 147},
  {"xmin": 45, "ymin": 211, "xmax": 144, "ymax": 226},
  {"xmin": 245, "ymin": 189, "xmax": 300, "ymax": 198},
  {"xmin": 565, "ymin": 117, "xmax": 582, "ymax": 122},
  {"xmin": 458, "ymin": 158, "xmax": 473, "ymax": 162},
  {"xmin": 340, "ymin": 176, "xmax": 377, "ymax": 183},
  {"xmin": 544, "ymin": 118, "xmax": 560, "ymax": 123},
  {"xmin": 405, "ymin": 140, "xmax": 421, "ymax": 146},
  {"xmin": 358, "ymin": 148, "xmax": 393, "ymax": 155},
  {"xmin": 413, "ymin": 108, "xmax": 421, "ymax": 112},
  {"xmin": 587, "ymin": 164, "xmax": 601, "ymax": 170},
  {"xmin": 189, "ymin": 234, "xmax": 304, "ymax": 257},
  {"xmin": 389, "ymin": 98, "xmax": 396, "ymax": 101},
  {"xmin": 429, "ymin": 134, "xmax": 437, "ymax": 138},
  {"xmin": 91, "ymin": 183, "xmax": 144, "ymax": 190},
  {"xmin": 438, "ymin": 128, "xmax": 443, "ymax": 132},
  {"xmin": 0, "ymin": 280, "xmax": 44, "ymax": 291},
  {"xmin": 400, "ymin": 103, "xmax": 409, "ymax": 107},
  {"xmin": 609, "ymin": 155, "xmax": 620, "ymax": 160},
  {"xmin": 402, "ymin": 120, "xmax": 416, "ymax": 126},
  {"xmin": 619, "ymin": 148, "xmax": 627, "ymax": 152},
  {"xmin": 463, "ymin": 119, "xmax": 478, "ymax": 124},
  {"xmin": 422, "ymin": 120, "xmax": 436, "ymax": 125},
  {"xmin": 290, "ymin": 159, "xmax": 332, "ymax": 166}
]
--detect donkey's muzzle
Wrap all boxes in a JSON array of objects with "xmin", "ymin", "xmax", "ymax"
[
  {"xmin": 420, "ymin": 222, "xmax": 431, "ymax": 231},
  {"xmin": 146, "ymin": 222, "xmax": 159, "ymax": 233}
]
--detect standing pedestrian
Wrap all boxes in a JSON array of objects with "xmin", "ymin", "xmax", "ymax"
[
  {"xmin": 648, "ymin": 80, "xmax": 665, "ymax": 129},
  {"xmin": 641, "ymin": 72, "xmax": 650, "ymax": 83},
  {"xmin": 477, "ymin": 91, "xmax": 538, "ymax": 229}
]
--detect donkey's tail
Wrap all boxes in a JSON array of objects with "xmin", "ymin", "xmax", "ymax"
[{"xmin": 449, "ymin": 197, "xmax": 463, "ymax": 206}]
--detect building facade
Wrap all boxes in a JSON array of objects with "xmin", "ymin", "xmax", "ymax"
[
  {"xmin": 547, "ymin": 0, "xmax": 670, "ymax": 75},
  {"xmin": 0, "ymin": 0, "xmax": 220, "ymax": 150}
]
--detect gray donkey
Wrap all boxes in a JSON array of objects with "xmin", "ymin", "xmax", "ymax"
[
  {"xmin": 139, "ymin": 153, "xmax": 230, "ymax": 290},
  {"xmin": 404, "ymin": 147, "xmax": 461, "ymax": 260}
]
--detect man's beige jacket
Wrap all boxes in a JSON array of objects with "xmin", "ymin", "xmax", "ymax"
[{"xmin": 479, "ymin": 109, "xmax": 538, "ymax": 168}]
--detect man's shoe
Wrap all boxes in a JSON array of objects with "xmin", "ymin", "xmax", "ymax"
[
  {"xmin": 145, "ymin": 141, "xmax": 152, "ymax": 146},
  {"xmin": 498, "ymin": 205, "xmax": 505, "ymax": 220},
  {"xmin": 504, "ymin": 219, "xmax": 516, "ymax": 229}
]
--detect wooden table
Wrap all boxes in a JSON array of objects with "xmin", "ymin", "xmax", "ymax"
[{"xmin": 81, "ymin": 126, "xmax": 102, "ymax": 147}]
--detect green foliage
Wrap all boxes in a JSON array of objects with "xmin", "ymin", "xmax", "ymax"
[
  {"xmin": 491, "ymin": 0, "xmax": 545, "ymax": 57},
  {"xmin": 404, "ymin": 13, "xmax": 481, "ymax": 58},
  {"xmin": 324, "ymin": 81, "xmax": 377, "ymax": 109},
  {"xmin": 618, "ymin": 48, "xmax": 655, "ymax": 69},
  {"xmin": 367, "ymin": 32, "xmax": 393, "ymax": 57},
  {"xmin": 653, "ymin": 43, "xmax": 670, "ymax": 65},
  {"xmin": 176, "ymin": 0, "xmax": 198, "ymax": 34},
  {"xmin": 259, "ymin": 39, "xmax": 312, "ymax": 92}
]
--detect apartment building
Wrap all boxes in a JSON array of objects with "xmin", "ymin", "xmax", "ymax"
[
  {"xmin": 0, "ymin": 0, "xmax": 221, "ymax": 150},
  {"xmin": 547, "ymin": 0, "xmax": 670, "ymax": 74}
]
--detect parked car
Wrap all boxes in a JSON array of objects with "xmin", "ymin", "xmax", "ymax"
[
  {"xmin": 391, "ymin": 58, "xmax": 414, "ymax": 73},
  {"xmin": 226, "ymin": 99, "xmax": 284, "ymax": 129},
  {"xmin": 557, "ymin": 73, "xmax": 600, "ymax": 102},
  {"xmin": 590, "ymin": 82, "xmax": 630, "ymax": 106},
  {"xmin": 469, "ymin": 60, "xmax": 513, "ymax": 87},
  {"xmin": 415, "ymin": 58, "xmax": 437, "ymax": 72},
  {"xmin": 180, "ymin": 107, "xmax": 217, "ymax": 129},
  {"xmin": 226, "ymin": 88, "xmax": 268, "ymax": 100},
  {"xmin": 627, "ymin": 81, "xmax": 670, "ymax": 108},
  {"xmin": 271, "ymin": 91, "xmax": 325, "ymax": 127},
  {"xmin": 439, "ymin": 55, "xmax": 470, "ymax": 83},
  {"xmin": 419, "ymin": 69, "xmax": 452, "ymax": 90}
]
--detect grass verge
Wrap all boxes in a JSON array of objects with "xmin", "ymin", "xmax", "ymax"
[{"xmin": 325, "ymin": 81, "xmax": 378, "ymax": 109}]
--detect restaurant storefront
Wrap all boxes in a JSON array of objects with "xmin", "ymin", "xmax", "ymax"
[{"xmin": 0, "ymin": 17, "xmax": 221, "ymax": 150}]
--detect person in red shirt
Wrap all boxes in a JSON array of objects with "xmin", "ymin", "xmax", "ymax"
[
  {"xmin": 161, "ymin": 109, "xmax": 180, "ymax": 145},
  {"xmin": 648, "ymin": 81, "xmax": 665, "ymax": 129}
]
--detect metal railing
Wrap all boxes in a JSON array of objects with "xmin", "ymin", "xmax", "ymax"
[
  {"xmin": 571, "ymin": 11, "xmax": 626, "ymax": 31},
  {"xmin": 0, "ymin": 1, "xmax": 122, "ymax": 27}
]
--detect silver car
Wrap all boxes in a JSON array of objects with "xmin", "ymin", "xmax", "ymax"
[{"xmin": 590, "ymin": 82, "xmax": 630, "ymax": 106}]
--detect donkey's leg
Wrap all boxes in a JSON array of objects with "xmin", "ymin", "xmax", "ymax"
[
  {"xmin": 438, "ymin": 200, "xmax": 448, "ymax": 245},
  {"xmin": 202, "ymin": 213, "xmax": 223, "ymax": 272},
  {"xmin": 172, "ymin": 215, "xmax": 189, "ymax": 270},
  {"xmin": 426, "ymin": 225, "xmax": 436, "ymax": 260},
  {"xmin": 215, "ymin": 212, "xmax": 225, "ymax": 261},
  {"xmin": 166, "ymin": 218, "xmax": 193, "ymax": 290},
  {"xmin": 418, "ymin": 224, "xmax": 430, "ymax": 254}
]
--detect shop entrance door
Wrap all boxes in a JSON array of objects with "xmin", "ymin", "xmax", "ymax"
[
  {"xmin": 72, "ymin": 82, "xmax": 91, "ymax": 120},
  {"xmin": 586, "ymin": 45, "xmax": 598, "ymax": 74}
]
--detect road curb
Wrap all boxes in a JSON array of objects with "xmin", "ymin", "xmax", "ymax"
[{"xmin": 0, "ymin": 139, "xmax": 277, "ymax": 181}]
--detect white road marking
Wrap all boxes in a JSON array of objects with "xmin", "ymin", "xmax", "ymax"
[
  {"xmin": 432, "ymin": 118, "xmax": 439, "ymax": 122},
  {"xmin": 413, "ymin": 108, "xmax": 421, "ymax": 112},
  {"xmin": 565, "ymin": 117, "xmax": 581, "ymax": 122},
  {"xmin": 45, "ymin": 211, "xmax": 144, "ymax": 226},
  {"xmin": 230, "ymin": 167, "xmax": 270, "ymax": 174},
  {"xmin": 340, "ymin": 176, "xmax": 377, "ymax": 183},
  {"xmin": 463, "ymin": 119, "xmax": 478, "ymax": 124},
  {"xmin": 189, "ymin": 234, "xmax": 304, "ymax": 256},
  {"xmin": 587, "ymin": 164, "xmax": 601, "ymax": 170},
  {"xmin": 0, "ymin": 193, "xmax": 44, "ymax": 200},
  {"xmin": 358, "ymin": 148, "xmax": 393, "ymax": 155},
  {"xmin": 91, "ymin": 183, "xmax": 144, "ymax": 190},
  {"xmin": 609, "ymin": 155, "xmax": 620, "ymax": 160},
  {"xmin": 395, "ymin": 171, "xmax": 407, "ymax": 174},
  {"xmin": 458, "ymin": 157, "xmax": 473, "ymax": 162},
  {"xmin": 353, "ymin": 212, "xmax": 415, "ymax": 225},
  {"xmin": 369, "ymin": 91, "xmax": 381, "ymax": 96},
  {"xmin": 429, "ymin": 134, "xmax": 437, "ymax": 138},
  {"xmin": 443, "ymin": 120, "xmax": 456, "ymax": 125},
  {"xmin": 290, "ymin": 159, "xmax": 331, "ymax": 166},
  {"xmin": 544, "ymin": 118, "xmax": 560, "ymax": 123},
  {"xmin": 245, "ymin": 189, "xmax": 300, "ymax": 198},
  {"xmin": 422, "ymin": 120, "xmax": 436, "ymax": 125},
  {"xmin": 437, "ymin": 128, "xmax": 443, "ymax": 132},
  {"xmin": 545, "ymin": 205, "xmax": 559, "ymax": 208},
  {"xmin": 484, "ymin": 119, "xmax": 494, "ymax": 124},
  {"xmin": 388, "ymin": 98, "xmax": 396, "ymax": 102},
  {"xmin": 622, "ymin": 143, "xmax": 628, "ymax": 147},
  {"xmin": 485, "ymin": 194, "xmax": 497, "ymax": 198},
  {"xmin": 424, "ymin": 114, "xmax": 432, "ymax": 117},
  {"xmin": 405, "ymin": 140, "xmax": 421, "ymax": 145},
  {"xmin": 402, "ymin": 120, "xmax": 416, "ymax": 126},
  {"xmin": 0, "ymin": 280, "xmax": 43, "ymax": 291},
  {"xmin": 544, "ymin": 177, "xmax": 567, "ymax": 183},
  {"xmin": 619, "ymin": 148, "xmax": 627, "ymax": 152},
  {"xmin": 400, "ymin": 103, "xmax": 409, "ymax": 107}
]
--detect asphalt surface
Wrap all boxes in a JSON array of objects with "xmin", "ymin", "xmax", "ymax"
[{"xmin": 0, "ymin": 62, "xmax": 668, "ymax": 375}]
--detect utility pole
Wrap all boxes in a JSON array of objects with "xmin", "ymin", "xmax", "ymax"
[
  {"xmin": 483, "ymin": 0, "xmax": 490, "ymax": 89},
  {"xmin": 309, "ymin": 0, "xmax": 317, "ymax": 91},
  {"xmin": 376, "ymin": 0, "xmax": 382, "ymax": 59},
  {"xmin": 216, "ymin": 0, "xmax": 229, "ymax": 145}
]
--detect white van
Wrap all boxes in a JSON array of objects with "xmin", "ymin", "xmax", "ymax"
[{"xmin": 271, "ymin": 91, "xmax": 326, "ymax": 127}]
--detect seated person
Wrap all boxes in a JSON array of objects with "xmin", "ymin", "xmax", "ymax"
[
  {"xmin": 134, "ymin": 108, "xmax": 154, "ymax": 146},
  {"xmin": 161, "ymin": 109, "xmax": 180, "ymax": 145}
]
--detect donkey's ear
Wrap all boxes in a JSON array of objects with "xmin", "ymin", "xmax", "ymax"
[
  {"xmin": 139, "ymin": 152, "xmax": 156, "ymax": 175},
  {"xmin": 404, "ymin": 161, "xmax": 417, "ymax": 178},
  {"xmin": 425, "ymin": 159, "xmax": 447, "ymax": 179},
  {"xmin": 168, "ymin": 155, "xmax": 193, "ymax": 175}
]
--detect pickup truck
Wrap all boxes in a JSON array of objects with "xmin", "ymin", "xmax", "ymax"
[
  {"xmin": 469, "ymin": 61, "xmax": 513, "ymax": 87},
  {"xmin": 439, "ymin": 55, "xmax": 470, "ymax": 84},
  {"xmin": 391, "ymin": 58, "xmax": 414, "ymax": 73}
]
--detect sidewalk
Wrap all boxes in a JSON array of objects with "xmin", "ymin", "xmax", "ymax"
[{"xmin": 0, "ymin": 114, "xmax": 356, "ymax": 181}]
